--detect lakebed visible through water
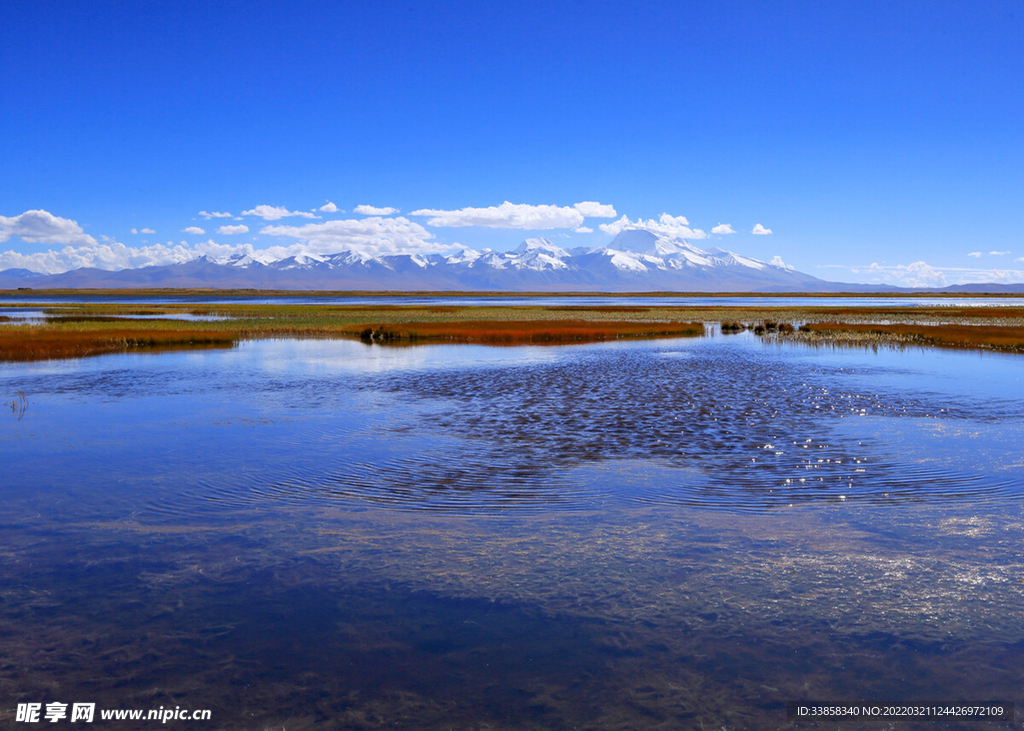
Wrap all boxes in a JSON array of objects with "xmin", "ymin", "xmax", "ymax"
[{"xmin": 2, "ymin": 332, "xmax": 1023, "ymax": 729}]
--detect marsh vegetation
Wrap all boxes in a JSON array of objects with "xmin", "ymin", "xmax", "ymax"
[{"xmin": 2, "ymin": 294, "xmax": 1024, "ymax": 361}]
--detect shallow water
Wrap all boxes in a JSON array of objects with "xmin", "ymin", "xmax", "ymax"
[
  {"xmin": 1, "ymin": 335, "xmax": 1022, "ymax": 729},
  {"xmin": 0, "ymin": 306, "xmax": 226, "ymax": 322}
]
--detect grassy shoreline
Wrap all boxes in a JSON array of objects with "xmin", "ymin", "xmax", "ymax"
[
  {"xmin": 2, "ymin": 299, "xmax": 1024, "ymax": 361},
  {"xmin": 777, "ymin": 321, "xmax": 1024, "ymax": 352}
]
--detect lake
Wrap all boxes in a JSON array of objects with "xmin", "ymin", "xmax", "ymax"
[{"xmin": 2, "ymin": 333, "xmax": 1022, "ymax": 729}]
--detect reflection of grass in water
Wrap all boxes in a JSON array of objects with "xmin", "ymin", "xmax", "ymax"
[
  {"xmin": 771, "ymin": 321, "xmax": 1024, "ymax": 353},
  {"xmin": 4, "ymin": 389, "xmax": 27, "ymax": 420},
  {"xmin": 355, "ymin": 319, "xmax": 705, "ymax": 345},
  {"xmin": 731, "ymin": 319, "xmax": 1024, "ymax": 353}
]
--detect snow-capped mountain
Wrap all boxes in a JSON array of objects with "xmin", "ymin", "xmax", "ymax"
[{"xmin": 2, "ymin": 228, "xmax": 836, "ymax": 291}]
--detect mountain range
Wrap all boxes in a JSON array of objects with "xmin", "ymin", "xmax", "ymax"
[{"xmin": 2, "ymin": 228, "xmax": 1021, "ymax": 292}]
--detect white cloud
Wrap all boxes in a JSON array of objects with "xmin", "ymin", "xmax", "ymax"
[
  {"xmin": 869, "ymin": 261, "xmax": 947, "ymax": 288},
  {"xmin": 260, "ymin": 216, "xmax": 447, "ymax": 257},
  {"xmin": 319, "ymin": 201, "xmax": 339, "ymax": 213},
  {"xmin": 218, "ymin": 224, "xmax": 249, "ymax": 235},
  {"xmin": 182, "ymin": 226, "xmax": 206, "ymax": 235},
  {"xmin": 0, "ymin": 209, "xmax": 97, "ymax": 247},
  {"xmin": 199, "ymin": 210, "xmax": 232, "ymax": 219},
  {"xmin": 410, "ymin": 201, "xmax": 585, "ymax": 229},
  {"xmin": 978, "ymin": 268, "xmax": 1024, "ymax": 282},
  {"xmin": 573, "ymin": 201, "xmax": 617, "ymax": 218},
  {"xmin": 597, "ymin": 216, "xmax": 630, "ymax": 236},
  {"xmin": 130, "ymin": 227, "xmax": 156, "ymax": 234},
  {"xmin": 711, "ymin": 223, "xmax": 736, "ymax": 235},
  {"xmin": 751, "ymin": 223, "xmax": 772, "ymax": 235},
  {"xmin": 967, "ymin": 250, "xmax": 1012, "ymax": 258},
  {"xmin": 598, "ymin": 213, "xmax": 707, "ymax": 240},
  {"xmin": 354, "ymin": 204, "xmax": 399, "ymax": 216},
  {"xmin": 574, "ymin": 226, "xmax": 594, "ymax": 233},
  {"xmin": 0, "ymin": 239, "xmax": 272, "ymax": 275},
  {"xmin": 241, "ymin": 205, "xmax": 318, "ymax": 221},
  {"xmin": 770, "ymin": 255, "xmax": 793, "ymax": 270},
  {"xmin": 845, "ymin": 261, "xmax": 1024, "ymax": 287}
]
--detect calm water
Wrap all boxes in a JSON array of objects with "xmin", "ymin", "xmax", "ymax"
[
  {"xmin": 2, "ymin": 335, "xmax": 1022, "ymax": 729},
  {"xmin": 0, "ymin": 307, "xmax": 226, "ymax": 322}
]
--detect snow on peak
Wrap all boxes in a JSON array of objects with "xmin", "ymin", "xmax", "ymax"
[
  {"xmin": 512, "ymin": 237, "xmax": 570, "ymax": 258},
  {"xmin": 445, "ymin": 248, "xmax": 482, "ymax": 265},
  {"xmin": 506, "ymin": 237, "xmax": 570, "ymax": 270},
  {"xmin": 726, "ymin": 252, "xmax": 766, "ymax": 270},
  {"xmin": 608, "ymin": 228, "xmax": 661, "ymax": 253},
  {"xmin": 609, "ymin": 228, "xmax": 708, "ymax": 257},
  {"xmin": 604, "ymin": 249, "xmax": 651, "ymax": 273},
  {"xmin": 606, "ymin": 226, "xmax": 776, "ymax": 271},
  {"xmin": 325, "ymin": 250, "xmax": 380, "ymax": 266},
  {"xmin": 159, "ymin": 226, "xmax": 797, "ymax": 287}
]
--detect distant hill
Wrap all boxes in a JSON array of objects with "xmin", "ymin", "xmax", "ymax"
[
  {"xmin": 2, "ymin": 228, "xmax": 1021, "ymax": 293},
  {"xmin": 928, "ymin": 283, "xmax": 1024, "ymax": 294},
  {"xmin": 0, "ymin": 268, "xmax": 45, "ymax": 280}
]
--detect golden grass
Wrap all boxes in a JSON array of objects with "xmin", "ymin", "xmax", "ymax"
[{"xmin": 3, "ymin": 298, "xmax": 1024, "ymax": 361}]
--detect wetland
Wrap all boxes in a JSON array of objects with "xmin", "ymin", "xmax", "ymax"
[
  {"xmin": 1, "ymin": 293, "xmax": 1023, "ymax": 729},
  {"xmin": 2, "ymin": 292, "xmax": 1024, "ymax": 361}
]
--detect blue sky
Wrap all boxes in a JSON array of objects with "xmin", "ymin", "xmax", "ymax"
[{"xmin": 1, "ymin": 0, "xmax": 1022, "ymax": 286}]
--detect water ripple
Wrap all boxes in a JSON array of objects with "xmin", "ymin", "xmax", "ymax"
[{"xmin": 143, "ymin": 340, "xmax": 1024, "ymax": 516}]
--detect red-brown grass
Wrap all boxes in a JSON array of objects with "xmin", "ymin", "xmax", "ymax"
[
  {"xmin": 350, "ymin": 320, "xmax": 704, "ymax": 345},
  {"xmin": 796, "ymin": 322, "xmax": 1024, "ymax": 352},
  {"xmin": 0, "ymin": 326, "xmax": 238, "ymax": 362},
  {"xmin": 0, "ymin": 318, "xmax": 704, "ymax": 361}
]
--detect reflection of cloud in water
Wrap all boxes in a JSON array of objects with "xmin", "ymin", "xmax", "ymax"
[{"xmin": 228, "ymin": 338, "xmax": 568, "ymax": 375}]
